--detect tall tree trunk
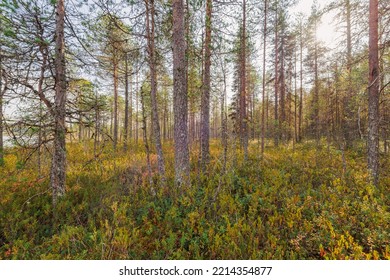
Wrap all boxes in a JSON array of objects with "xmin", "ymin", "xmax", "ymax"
[
  {"xmin": 94, "ymin": 90, "xmax": 99, "ymax": 157},
  {"xmin": 113, "ymin": 62, "xmax": 118, "ymax": 151},
  {"xmin": 294, "ymin": 44, "xmax": 298, "ymax": 144},
  {"xmin": 314, "ymin": 17, "xmax": 320, "ymax": 144},
  {"xmin": 130, "ymin": 72, "xmax": 133, "ymax": 141},
  {"xmin": 37, "ymin": 41, "xmax": 48, "ymax": 175},
  {"xmin": 240, "ymin": 0, "xmax": 248, "ymax": 159},
  {"xmin": 163, "ymin": 95, "xmax": 168, "ymax": 141},
  {"xmin": 79, "ymin": 114, "xmax": 83, "ymax": 142},
  {"xmin": 274, "ymin": 1, "xmax": 279, "ymax": 147},
  {"xmin": 334, "ymin": 62, "xmax": 341, "ymax": 143},
  {"xmin": 298, "ymin": 19, "xmax": 303, "ymax": 142},
  {"xmin": 342, "ymin": 0, "xmax": 353, "ymax": 148},
  {"xmin": 38, "ymin": 103, "xmax": 42, "ymax": 175},
  {"xmin": 163, "ymin": 97, "xmax": 167, "ymax": 141},
  {"xmin": 368, "ymin": 0, "xmax": 380, "ymax": 186},
  {"xmin": 221, "ymin": 58, "xmax": 228, "ymax": 173},
  {"xmin": 146, "ymin": 0, "xmax": 166, "ymax": 178},
  {"xmin": 280, "ymin": 20, "xmax": 286, "ymax": 143},
  {"xmin": 173, "ymin": 0, "xmax": 190, "ymax": 186},
  {"xmin": 288, "ymin": 60, "xmax": 292, "ymax": 141},
  {"xmin": 0, "ymin": 48, "xmax": 3, "ymax": 166},
  {"xmin": 51, "ymin": 0, "xmax": 67, "ymax": 205},
  {"xmin": 136, "ymin": 68, "xmax": 139, "ymax": 145},
  {"xmin": 200, "ymin": 0, "xmax": 212, "ymax": 170},
  {"xmin": 251, "ymin": 70, "xmax": 255, "ymax": 140},
  {"xmin": 124, "ymin": 52, "xmax": 129, "ymax": 152},
  {"xmin": 185, "ymin": 0, "xmax": 190, "ymax": 145},
  {"xmin": 326, "ymin": 77, "xmax": 332, "ymax": 151},
  {"xmin": 140, "ymin": 88, "xmax": 153, "ymax": 185},
  {"xmin": 261, "ymin": 0, "xmax": 267, "ymax": 155},
  {"xmin": 266, "ymin": 81, "xmax": 269, "ymax": 138}
]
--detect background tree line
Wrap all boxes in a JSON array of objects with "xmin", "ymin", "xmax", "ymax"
[{"xmin": 0, "ymin": 0, "xmax": 388, "ymax": 204}]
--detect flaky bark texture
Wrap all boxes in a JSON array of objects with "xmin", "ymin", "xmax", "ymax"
[
  {"xmin": 200, "ymin": 0, "xmax": 212, "ymax": 170},
  {"xmin": 51, "ymin": 0, "xmax": 67, "ymax": 205},
  {"xmin": 173, "ymin": 0, "xmax": 190, "ymax": 186},
  {"xmin": 368, "ymin": 0, "xmax": 380, "ymax": 186},
  {"xmin": 146, "ymin": 0, "xmax": 166, "ymax": 178}
]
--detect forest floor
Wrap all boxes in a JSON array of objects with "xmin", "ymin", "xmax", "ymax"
[{"xmin": 0, "ymin": 140, "xmax": 389, "ymax": 259}]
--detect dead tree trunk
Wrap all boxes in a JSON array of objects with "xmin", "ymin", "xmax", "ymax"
[{"xmin": 51, "ymin": 0, "xmax": 67, "ymax": 205}]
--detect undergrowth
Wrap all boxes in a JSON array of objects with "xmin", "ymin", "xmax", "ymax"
[{"xmin": 0, "ymin": 141, "xmax": 389, "ymax": 259}]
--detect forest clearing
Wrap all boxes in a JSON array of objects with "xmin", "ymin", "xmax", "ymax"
[{"xmin": 0, "ymin": 0, "xmax": 389, "ymax": 260}]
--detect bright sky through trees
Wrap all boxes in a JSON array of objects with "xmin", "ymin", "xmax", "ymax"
[{"xmin": 291, "ymin": 0, "xmax": 338, "ymax": 47}]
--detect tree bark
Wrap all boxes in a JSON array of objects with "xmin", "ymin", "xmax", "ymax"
[
  {"xmin": 113, "ymin": 61, "xmax": 118, "ymax": 151},
  {"xmin": 130, "ymin": 72, "xmax": 133, "ymax": 141},
  {"xmin": 146, "ymin": 0, "xmax": 166, "ymax": 178},
  {"xmin": 221, "ymin": 58, "xmax": 228, "ymax": 173},
  {"xmin": 173, "ymin": 0, "xmax": 190, "ymax": 186},
  {"xmin": 274, "ymin": 1, "xmax": 279, "ymax": 147},
  {"xmin": 185, "ymin": 0, "xmax": 190, "ymax": 145},
  {"xmin": 124, "ymin": 52, "xmax": 129, "ymax": 152},
  {"xmin": 37, "ymin": 38, "xmax": 49, "ymax": 175},
  {"xmin": 298, "ymin": 19, "xmax": 303, "ymax": 142},
  {"xmin": 342, "ymin": 0, "xmax": 354, "ymax": 148},
  {"xmin": 200, "ymin": 0, "xmax": 212, "ymax": 170},
  {"xmin": 294, "ymin": 42, "xmax": 298, "ymax": 144},
  {"xmin": 94, "ymin": 90, "xmax": 99, "ymax": 157},
  {"xmin": 313, "ymin": 14, "xmax": 320, "ymax": 144},
  {"xmin": 0, "ymin": 54, "xmax": 3, "ymax": 166},
  {"xmin": 280, "ymin": 20, "xmax": 286, "ymax": 143},
  {"xmin": 140, "ymin": 87, "xmax": 153, "ymax": 185},
  {"xmin": 51, "ymin": 0, "xmax": 67, "ymax": 205},
  {"xmin": 368, "ymin": 0, "xmax": 380, "ymax": 186},
  {"xmin": 0, "ymin": 44, "xmax": 4, "ymax": 166},
  {"xmin": 136, "ymin": 67, "xmax": 139, "ymax": 145},
  {"xmin": 261, "ymin": 0, "xmax": 267, "ymax": 155},
  {"xmin": 240, "ymin": 0, "xmax": 248, "ymax": 159}
]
